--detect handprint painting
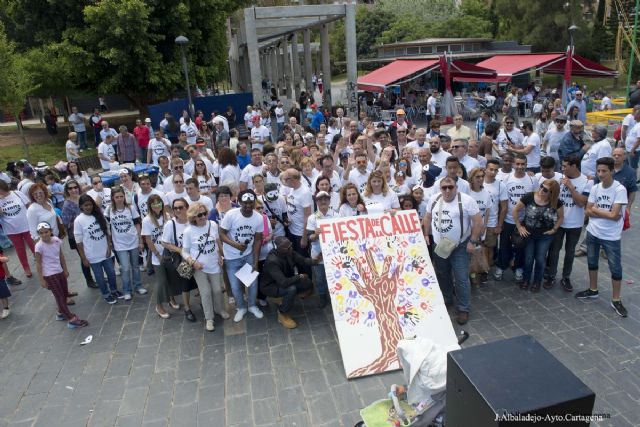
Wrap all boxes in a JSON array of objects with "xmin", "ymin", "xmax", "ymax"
[{"xmin": 318, "ymin": 210, "xmax": 458, "ymax": 378}]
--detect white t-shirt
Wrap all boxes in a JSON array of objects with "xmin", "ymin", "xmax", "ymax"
[
  {"xmin": 148, "ymin": 138, "xmax": 171, "ymax": 165},
  {"xmin": 261, "ymin": 195, "xmax": 288, "ymax": 237},
  {"xmin": 65, "ymin": 172, "xmax": 90, "ymax": 189},
  {"xmin": 433, "ymin": 177, "xmax": 470, "ymax": 196},
  {"xmin": 307, "ymin": 209, "xmax": 335, "ymax": 261},
  {"xmin": 581, "ymin": 139, "xmax": 612, "ymax": 178},
  {"xmin": 250, "ymin": 126, "xmax": 270, "ymax": 150},
  {"xmin": 239, "ymin": 164, "xmax": 264, "ymax": 189},
  {"xmin": 311, "ymin": 171, "xmax": 342, "ymax": 194},
  {"xmin": 105, "ymin": 206, "xmax": 140, "ymax": 251},
  {"xmin": 523, "ymin": 132, "xmax": 541, "ymax": 168},
  {"xmin": 426, "ymin": 192, "xmax": 479, "ymax": 245},
  {"xmin": 187, "ymin": 195, "xmax": 213, "ymax": 212},
  {"xmin": 265, "ymin": 171, "xmax": 281, "ymax": 192},
  {"xmin": 27, "ymin": 203, "xmax": 59, "ymax": 240},
  {"xmin": 0, "ymin": 191, "xmax": 30, "ymax": 234},
  {"xmin": 483, "ymin": 180, "xmax": 508, "ymax": 228},
  {"xmin": 182, "ymin": 221, "xmax": 221, "ymax": 274},
  {"xmin": 430, "ymin": 149, "xmax": 450, "ymax": 168},
  {"xmin": 134, "ymin": 189, "xmax": 167, "ymax": 217},
  {"xmin": 364, "ymin": 192, "xmax": 400, "ymax": 212},
  {"xmin": 180, "ymin": 122, "xmax": 198, "ymax": 144},
  {"xmin": 100, "ymin": 127, "xmax": 118, "ymax": 145},
  {"xmin": 220, "ymin": 208, "xmax": 264, "ymax": 260},
  {"xmin": 98, "ymin": 142, "xmax": 116, "ymax": 170},
  {"xmin": 543, "ymin": 127, "xmax": 568, "ymax": 161},
  {"xmin": 275, "ymin": 107, "xmax": 285, "ymax": 124},
  {"xmin": 459, "ymin": 155, "xmax": 480, "ymax": 174},
  {"xmin": 348, "ymin": 169, "xmax": 370, "ymax": 194},
  {"xmin": 66, "ymin": 139, "xmax": 78, "ymax": 161},
  {"xmin": 338, "ymin": 203, "xmax": 362, "ymax": 218},
  {"xmin": 196, "ymin": 175, "xmax": 217, "ymax": 195},
  {"xmin": 283, "ymin": 185, "xmax": 313, "ymax": 236},
  {"xmin": 496, "ymin": 128, "xmax": 524, "ymax": 153},
  {"xmin": 427, "ymin": 96, "xmax": 437, "ymax": 116},
  {"xmin": 87, "ymin": 187, "xmax": 112, "ymax": 212},
  {"xmin": 73, "ymin": 213, "xmax": 109, "ymax": 264},
  {"xmin": 162, "ymin": 218, "xmax": 188, "ymax": 248},
  {"xmin": 469, "ymin": 188, "xmax": 491, "ymax": 223},
  {"xmin": 219, "ymin": 165, "xmax": 241, "ymax": 186},
  {"xmin": 622, "ymin": 114, "xmax": 637, "ymax": 152},
  {"xmin": 534, "ymin": 172, "xmax": 563, "ymax": 187},
  {"xmin": 184, "ymin": 157, "xmax": 214, "ymax": 176},
  {"xmin": 503, "ymin": 173, "xmax": 535, "ymax": 224},
  {"xmin": 141, "ymin": 215, "xmax": 166, "ymax": 266},
  {"xmin": 560, "ymin": 174, "xmax": 592, "ymax": 229},
  {"xmin": 586, "ymin": 181, "xmax": 627, "ymax": 240},
  {"xmin": 166, "ymin": 190, "xmax": 188, "ymax": 207}
]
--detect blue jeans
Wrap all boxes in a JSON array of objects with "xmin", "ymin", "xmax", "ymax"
[
  {"xmin": 497, "ymin": 222, "xmax": 525, "ymax": 271},
  {"xmin": 312, "ymin": 264, "xmax": 328, "ymax": 296},
  {"xmin": 90, "ymin": 257, "xmax": 117, "ymax": 298},
  {"xmin": 586, "ymin": 232, "xmax": 622, "ymax": 280},
  {"xmin": 274, "ymin": 277, "xmax": 312, "ymax": 313},
  {"xmin": 433, "ymin": 239, "xmax": 471, "ymax": 312},
  {"xmin": 77, "ymin": 131, "xmax": 88, "ymax": 150},
  {"xmin": 626, "ymin": 154, "xmax": 640, "ymax": 170},
  {"xmin": 523, "ymin": 234, "xmax": 554, "ymax": 285},
  {"xmin": 115, "ymin": 248, "xmax": 142, "ymax": 294},
  {"xmin": 225, "ymin": 254, "xmax": 257, "ymax": 310},
  {"xmin": 276, "ymin": 123, "xmax": 284, "ymax": 138}
]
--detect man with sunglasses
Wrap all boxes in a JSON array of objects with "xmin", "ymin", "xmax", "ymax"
[
  {"xmin": 162, "ymin": 159, "xmax": 185, "ymax": 193},
  {"xmin": 146, "ymin": 129, "xmax": 171, "ymax": 166},
  {"xmin": 451, "ymin": 138, "xmax": 479, "ymax": 174},
  {"xmin": 183, "ymin": 144, "xmax": 213, "ymax": 176},
  {"xmin": 496, "ymin": 116, "xmax": 524, "ymax": 155},
  {"xmin": 220, "ymin": 189, "xmax": 264, "ymax": 322},
  {"xmin": 566, "ymin": 90, "xmax": 587, "ymax": 123},
  {"xmin": 87, "ymin": 178, "xmax": 112, "ymax": 212},
  {"xmin": 424, "ymin": 176, "xmax": 483, "ymax": 325}
]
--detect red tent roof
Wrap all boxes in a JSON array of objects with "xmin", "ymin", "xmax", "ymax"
[
  {"xmin": 357, "ymin": 59, "xmax": 438, "ymax": 92},
  {"xmin": 450, "ymin": 60, "xmax": 497, "ymax": 81},
  {"xmin": 468, "ymin": 53, "xmax": 617, "ymax": 83}
]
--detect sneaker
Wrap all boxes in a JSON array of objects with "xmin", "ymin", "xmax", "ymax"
[
  {"xmin": 55, "ymin": 313, "xmax": 66, "ymax": 321},
  {"xmin": 575, "ymin": 288, "xmax": 599, "ymax": 300},
  {"xmin": 560, "ymin": 278, "xmax": 573, "ymax": 292},
  {"xmin": 543, "ymin": 278, "xmax": 555, "ymax": 289},
  {"xmin": 87, "ymin": 280, "xmax": 99, "ymax": 289},
  {"xmin": 479, "ymin": 272, "xmax": 489, "ymax": 284},
  {"xmin": 113, "ymin": 290, "xmax": 124, "ymax": 299},
  {"xmin": 136, "ymin": 287, "xmax": 148, "ymax": 295},
  {"xmin": 6, "ymin": 276, "xmax": 21, "ymax": 286},
  {"xmin": 233, "ymin": 308, "xmax": 247, "ymax": 322},
  {"xmin": 123, "ymin": 293, "xmax": 132, "ymax": 301},
  {"xmin": 0, "ymin": 308, "xmax": 9, "ymax": 319},
  {"xmin": 493, "ymin": 267, "xmax": 503, "ymax": 281},
  {"xmin": 248, "ymin": 306, "xmax": 264, "ymax": 319},
  {"xmin": 257, "ymin": 299, "xmax": 268, "ymax": 307},
  {"xmin": 205, "ymin": 319, "xmax": 215, "ymax": 331},
  {"xmin": 104, "ymin": 295, "xmax": 117, "ymax": 305},
  {"xmin": 68, "ymin": 319, "xmax": 88, "ymax": 329},
  {"xmin": 219, "ymin": 311, "xmax": 230, "ymax": 320},
  {"xmin": 139, "ymin": 265, "xmax": 146, "ymax": 271},
  {"xmin": 514, "ymin": 268, "xmax": 524, "ymax": 284},
  {"xmin": 115, "ymin": 267, "xmax": 121, "ymax": 276},
  {"xmin": 277, "ymin": 311, "xmax": 297, "ymax": 329},
  {"xmin": 184, "ymin": 309, "xmax": 197, "ymax": 322},
  {"xmin": 611, "ymin": 300, "xmax": 628, "ymax": 318}
]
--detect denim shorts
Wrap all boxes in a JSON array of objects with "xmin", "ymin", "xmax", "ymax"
[{"xmin": 586, "ymin": 232, "xmax": 622, "ymax": 280}]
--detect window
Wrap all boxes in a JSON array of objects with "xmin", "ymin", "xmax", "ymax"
[
  {"xmin": 420, "ymin": 46, "xmax": 434, "ymax": 54},
  {"xmin": 436, "ymin": 45, "xmax": 447, "ymax": 53},
  {"xmin": 449, "ymin": 44, "xmax": 462, "ymax": 52},
  {"xmin": 406, "ymin": 47, "xmax": 420, "ymax": 55}
]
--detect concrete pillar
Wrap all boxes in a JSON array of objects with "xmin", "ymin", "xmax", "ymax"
[
  {"xmin": 345, "ymin": 3, "xmax": 358, "ymax": 118},
  {"xmin": 303, "ymin": 29, "xmax": 313, "ymax": 94},
  {"xmin": 279, "ymin": 40, "xmax": 287, "ymax": 96},
  {"xmin": 282, "ymin": 37, "xmax": 292, "ymax": 99},
  {"xmin": 244, "ymin": 8, "xmax": 263, "ymax": 107},
  {"xmin": 320, "ymin": 24, "xmax": 332, "ymax": 108},
  {"xmin": 266, "ymin": 47, "xmax": 274, "ymax": 87},
  {"xmin": 228, "ymin": 33, "xmax": 241, "ymax": 93},
  {"xmin": 271, "ymin": 48, "xmax": 280, "ymax": 95},
  {"xmin": 291, "ymin": 33, "xmax": 302, "ymax": 100}
]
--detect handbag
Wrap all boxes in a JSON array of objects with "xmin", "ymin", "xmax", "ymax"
[
  {"xmin": 162, "ymin": 220, "xmax": 182, "ymax": 270},
  {"xmin": 433, "ymin": 193, "xmax": 464, "ymax": 259},
  {"xmin": 511, "ymin": 231, "xmax": 527, "ymax": 249},
  {"xmin": 56, "ymin": 215, "xmax": 67, "ymax": 240},
  {"xmin": 176, "ymin": 222, "xmax": 211, "ymax": 280}
]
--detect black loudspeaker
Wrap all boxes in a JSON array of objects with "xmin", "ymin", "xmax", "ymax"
[{"xmin": 446, "ymin": 335, "xmax": 595, "ymax": 427}]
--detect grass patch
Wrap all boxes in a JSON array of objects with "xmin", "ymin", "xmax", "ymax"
[{"xmin": 0, "ymin": 135, "xmax": 95, "ymax": 167}]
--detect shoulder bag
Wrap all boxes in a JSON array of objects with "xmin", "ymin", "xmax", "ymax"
[
  {"xmin": 176, "ymin": 222, "xmax": 211, "ymax": 280},
  {"xmin": 433, "ymin": 193, "xmax": 464, "ymax": 259},
  {"xmin": 162, "ymin": 220, "xmax": 182, "ymax": 270}
]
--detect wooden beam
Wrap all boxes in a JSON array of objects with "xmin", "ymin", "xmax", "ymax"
[{"xmin": 252, "ymin": 5, "xmax": 345, "ymax": 19}]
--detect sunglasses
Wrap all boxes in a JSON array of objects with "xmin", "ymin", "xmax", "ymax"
[
  {"xmin": 539, "ymin": 185, "xmax": 550, "ymax": 193},
  {"xmin": 196, "ymin": 212, "xmax": 207, "ymax": 218},
  {"xmin": 173, "ymin": 205, "xmax": 186, "ymax": 210},
  {"xmin": 92, "ymin": 181, "xmax": 102, "ymax": 185},
  {"xmin": 173, "ymin": 165, "xmax": 184, "ymax": 170},
  {"xmin": 397, "ymin": 131, "xmax": 406, "ymax": 134},
  {"xmin": 451, "ymin": 145, "xmax": 463, "ymax": 149},
  {"xmin": 505, "ymin": 122, "xmax": 515, "ymax": 125},
  {"xmin": 173, "ymin": 180, "xmax": 184, "ymax": 184},
  {"xmin": 150, "ymin": 202, "xmax": 163, "ymax": 208},
  {"xmin": 441, "ymin": 185, "xmax": 455, "ymax": 191}
]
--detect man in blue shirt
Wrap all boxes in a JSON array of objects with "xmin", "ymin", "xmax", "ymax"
[
  {"xmin": 566, "ymin": 90, "xmax": 587, "ymax": 123},
  {"xmin": 309, "ymin": 104, "xmax": 325, "ymax": 132},
  {"xmin": 558, "ymin": 120, "xmax": 592, "ymax": 163}
]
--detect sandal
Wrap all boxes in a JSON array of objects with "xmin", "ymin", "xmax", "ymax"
[
  {"xmin": 66, "ymin": 298, "xmax": 76, "ymax": 306},
  {"xmin": 68, "ymin": 291, "xmax": 79, "ymax": 297}
]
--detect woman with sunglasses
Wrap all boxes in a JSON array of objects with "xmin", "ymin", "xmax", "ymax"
[
  {"xmin": 513, "ymin": 179, "xmax": 564, "ymax": 293},
  {"xmin": 64, "ymin": 160, "xmax": 91, "ymax": 192},
  {"xmin": 396, "ymin": 158, "xmax": 416, "ymax": 188},
  {"xmin": 468, "ymin": 168, "xmax": 491, "ymax": 286},
  {"xmin": 61, "ymin": 180, "xmax": 97, "ymax": 288},
  {"xmin": 165, "ymin": 173, "xmax": 187, "ymax": 211},
  {"xmin": 74, "ymin": 195, "xmax": 120, "ymax": 304},
  {"xmin": 26, "ymin": 183, "xmax": 60, "ymax": 242},
  {"xmin": 87, "ymin": 177, "xmax": 112, "ymax": 212},
  {"xmin": 105, "ymin": 187, "xmax": 146, "ymax": 300},
  {"xmin": 161, "ymin": 198, "xmax": 198, "ymax": 321},
  {"xmin": 182, "ymin": 202, "xmax": 228, "ymax": 331},
  {"xmin": 142, "ymin": 195, "xmax": 179, "ymax": 318},
  {"xmin": 192, "ymin": 159, "xmax": 216, "ymax": 201}
]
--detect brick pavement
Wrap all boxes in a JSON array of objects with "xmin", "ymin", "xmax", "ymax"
[{"xmin": 0, "ymin": 231, "xmax": 638, "ymax": 427}]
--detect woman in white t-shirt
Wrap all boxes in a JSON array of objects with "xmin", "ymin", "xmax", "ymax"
[
  {"xmin": 26, "ymin": 183, "xmax": 60, "ymax": 242},
  {"xmin": 182, "ymin": 202, "xmax": 228, "ymax": 332},
  {"xmin": 338, "ymin": 183, "xmax": 367, "ymax": 217},
  {"xmin": 105, "ymin": 187, "xmax": 145, "ymax": 300},
  {"xmin": 141, "ymin": 194, "xmax": 180, "ymax": 318},
  {"xmin": 64, "ymin": 161, "xmax": 90, "ymax": 192},
  {"xmin": 363, "ymin": 170, "xmax": 400, "ymax": 213},
  {"xmin": 0, "ymin": 180, "xmax": 35, "ymax": 276},
  {"xmin": 118, "ymin": 169, "xmax": 140, "ymax": 205},
  {"xmin": 161, "ymin": 197, "xmax": 198, "ymax": 322},
  {"xmin": 192, "ymin": 160, "xmax": 217, "ymax": 202},
  {"xmin": 74, "ymin": 195, "xmax": 119, "ymax": 303},
  {"xmin": 217, "ymin": 147, "xmax": 241, "ymax": 186},
  {"xmin": 165, "ymin": 174, "xmax": 188, "ymax": 213}
]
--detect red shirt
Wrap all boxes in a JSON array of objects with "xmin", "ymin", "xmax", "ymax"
[{"xmin": 133, "ymin": 125, "xmax": 151, "ymax": 148}]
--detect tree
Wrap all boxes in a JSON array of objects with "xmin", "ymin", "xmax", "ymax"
[{"xmin": 0, "ymin": 23, "xmax": 38, "ymax": 157}]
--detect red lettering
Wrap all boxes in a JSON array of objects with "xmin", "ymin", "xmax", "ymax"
[
  {"xmin": 346, "ymin": 219, "xmax": 359, "ymax": 240},
  {"xmin": 391, "ymin": 214, "xmax": 404, "ymax": 235},
  {"xmin": 364, "ymin": 218, "xmax": 375, "ymax": 239},
  {"xmin": 319, "ymin": 223, "xmax": 332, "ymax": 243},
  {"xmin": 380, "ymin": 215, "xmax": 392, "ymax": 236}
]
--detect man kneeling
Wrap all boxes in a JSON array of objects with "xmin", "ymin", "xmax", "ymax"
[{"xmin": 260, "ymin": 236, "xmax": 316, "ymax": 328}]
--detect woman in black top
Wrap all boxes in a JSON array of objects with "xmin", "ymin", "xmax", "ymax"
[{"xmin": 513, "ymin": 179, "xmax": 564, "ymax": 292}]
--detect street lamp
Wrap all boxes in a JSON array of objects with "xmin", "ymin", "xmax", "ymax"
[
  {"xmin": 562, "ymin": 24, "xmax": 579, "ymax": 107},
  {"xmin": 175, "ymin": 35, "xmax": 195, "ymax": 118}
]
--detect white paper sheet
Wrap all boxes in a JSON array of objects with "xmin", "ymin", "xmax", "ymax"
[
  {"xmin": 366, "ymin": 202, "xmax": 385, "ymax": 215},
  {"xmin": 235, "ymin": 262, "xmax": 259, "ymax": 287}
]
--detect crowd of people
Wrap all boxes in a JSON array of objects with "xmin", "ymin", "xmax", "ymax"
[{"xmin": 0, "ymin": 88, "xmax": 636, "ymax": 332}]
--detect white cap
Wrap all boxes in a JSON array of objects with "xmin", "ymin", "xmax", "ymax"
[{"xmin": 144, "ymin": 118, "xmax": 151, "ymax": 123}]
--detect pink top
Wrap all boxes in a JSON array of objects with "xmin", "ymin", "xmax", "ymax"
[{"xmin": 35, "ymin": 237, "xmax": 64, "ymax": 277}]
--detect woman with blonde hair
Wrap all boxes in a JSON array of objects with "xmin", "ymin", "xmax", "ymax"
[
  {"xmin": 182, "ymin": 202, "xmax": 228, "ymax": 331},
  {"xmin": 363, "ymin": 170, "xmax": 400, "ymax": 212},
  {"xmin": 513, "ymin": 179, "xmax": 563, "ymax": 293}
]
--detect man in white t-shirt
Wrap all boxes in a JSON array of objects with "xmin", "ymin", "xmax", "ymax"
[
  {"xmin": 581, "ymin": 125, "xmax": 612, "ymax": 179},
  {"xmin": 133, "ymin": 175, "xmax": 167, "ymax": 218},
  {"xmin": 495, "ymin": 154, "xmax": 535, "ymax": 283},
  {"xmin": 575, "ymin": 157, "xmax": 628, "ymax": 318},
  {"xmin": 406, "ymin": 128, "xmax": 429, "ymax": 152},
  {"xmin": 483, "ymin": 159, "xmax": 508, "ymax": 276},
  {"xmin": 185, "ymin": 178, "xmax": 213, "ymax": 211},
  {"xmin": 68, "ymin": 106, "xmax": 88, "ymax": 151},
  {"xmin": 345, "ymin": 153, "xmax": 371, "ymax": 194},
  {"xmin": 274, "ymin": 101, "xmax": 285, "ymax": 138},
  {"xmin": 424, "ymin": 176, "xmax": 483, "ymax": 325},
  {"xmin": 623, "ymin": 106, "xmax": 640, "ymax": 173},
  {"xmin": 450, "ymin": 138, "xmax": 480, "ymax": 175},
  {"xmin": 621, "ymin": 105, "xmax": 639, "ymax": 148},
  {"xmin": 544, "ymin": 154, "xmax": 592, "ymax": 292},
  {"xmin": 239, "ymin": 149, "xmax": 264, "ymax": 191},
  {"xmin": 180, "ymin": 117, "xmax": 198, "ymax": 145},
  {"xmin": 100, "ymin": 121, "xmax": 119, "ymax": 158},
  {"xmin": 426, "ymin": 90, "xmax": 437, "ymax": 131},
  {"xmin": 250, "ymin": 116, "xmax": 270, "ymax": 152},
  {"xmin": 219, "ymin": 189, "xmax": 265, "ymax": 322},
  {"xmin": 280, "ymin": 169, "xmax": 313, "ymax": 264},
  {"xmin": 430, "ymin": 157, "xmax": 470, "ymax": 199},
  {"xmin": 496, "ymin": 116, "xmax": 524, "ymax": 154},
  {"xmin": 97, "ymin": 139, "xmax": 116, "ymax": 170},
  {"xmin": 534, "ymin": 157, "xmax": 563, "ymax": 187},
  {"xmin": 146, "ymin": 130, "xmax": 171, "ymax": 166},
  {"xmin": 311, "ymin": 155, "xmax": 342, "ymax": 194},
  {"xmin": 506, "ymin": 121, "xmax": 540, "ymax": 173},
  {"xmin": 429, "ymin": 136, "xmax": 450, "ymax": 168}
]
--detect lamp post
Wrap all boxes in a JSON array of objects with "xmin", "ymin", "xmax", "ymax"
[
  {"xmin": 562, "ymin": 24, "xmax": 579, "ymax": 108},
  {"xmin": 175, "ymin": 35, "xmax": 195, "ymax": 118}
]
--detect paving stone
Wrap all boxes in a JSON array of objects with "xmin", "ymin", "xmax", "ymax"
[
  {"xmin": 306, "ymin": 392, "xmax": 337, "ymax": 425},
  {"xmin": 168, "ymin": 402, "xmax": 197, "ymax": 427},
  {"xmin": 172, "ymin": 381, "xmax": 199, "ymax": 407},
  {"xmin": 196, "ymin": 408, "xmax": 225, "ymax": 426},
  {"xmin": 88, "ymin": 400, "xmax": 121, "ymax": 427},
  {"xmin": 116, "ymin": 412, "xmax": 144, "ymax": 427},
  {"xmin": 251, "ymin": 398, "xmax": 278, "ymax": 426},
  {"xmin": 299, "ymin": 370, "xmax": 329, "ymax": 397},
  {"xmin": 226, "ymin": 394, "xmax": 252, "ymax": 425},
  {"xmin": 143, "ymin": 391, "xmax": 172, "ymax": 423},
  {"xmin": 250, "ymin": 373, "xmax": 276, "ymax": 400},
  {"xmin": 119, "ymin": 386, "xmax": 149, "ymax": 416},
  {"xmin": 277, "ymin": 387, "xmax": 306, "ymax": 416}
]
